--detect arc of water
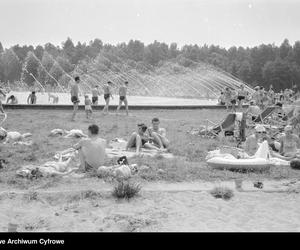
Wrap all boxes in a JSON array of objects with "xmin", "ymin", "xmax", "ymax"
[
  {"xmin": 23, "ymin": 68, "xmax": 45, "ymax": 92},
  {"xmin": 107, "ymin": 54, "xmax": 173, "ymax": 97},
  {"xmin": 99, "ymin": 54, "xmax": 152, "ymax": 96},
  {"xmin": 28, "ymin": 52, "xmax": 65, "ymax": 92}
]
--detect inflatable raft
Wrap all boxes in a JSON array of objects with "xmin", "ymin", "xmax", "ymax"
[
  {"xmin": 207, "ymin": 156, "xmax": 273, "ymax": 171},
  {"xmin": 206, "ymin": 141, "xmax": 274, "ymax": 171}
]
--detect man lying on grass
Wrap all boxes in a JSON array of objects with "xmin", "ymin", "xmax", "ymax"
[
  {"xmin": 126, "ymin": 123, "xmax": 162, "ymax": 155},
  {"xmin": 148, "ymin": 117, "xmax": 170, "ymax": 150},
  {"xmin": 72, "ymin": 124, "xmax": 107, "ymax": 172}
]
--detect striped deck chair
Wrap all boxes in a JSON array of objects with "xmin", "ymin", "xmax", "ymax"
[
  {"xmin": 203, "ymin": 113, "xmax": 236, "ymax": 137},
  {"xmin": 253, "ymin": 106, "xmax": 278, "ymax": 123}
]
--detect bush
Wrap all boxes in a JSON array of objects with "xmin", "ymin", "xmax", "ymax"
[
  {"xmin": 210, "ymin": 186, "xmax": 234, "ymax": 200},
  {"xmin": 112, "ymin": 181, "xmax": 141, "ymax": 200}
]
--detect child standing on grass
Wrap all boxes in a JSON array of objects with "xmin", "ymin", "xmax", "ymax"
[{"xmin": 85, "ymin": 95, "xmax": 93, "ymax": 119}]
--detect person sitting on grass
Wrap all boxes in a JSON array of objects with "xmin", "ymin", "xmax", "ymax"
[
  {"xmin": 27, "ymin": 91, "xmax": 37, "ymax": 104},
  {"xmin": 84, "ymin": 95, "xmax": 93, "ymax": 119},
  {"xmin": 278, "ymin": 125, "xmax": 300, "ymax": 159},
  {"xmin": 126, "ymin": 123, "xmax": 160, "ymax": 155},
  {"xmin": 6, "ymin": 95, "xmax": 18, "ymax": 104},
  {"xmin": 148, "ymin": 117, "xmax": 170, "ymax": 150},
  {"xmin": 72, "ymin": 124, "xmax": 107, "ymax": 172},
  {"xmin": 243, "ymin": 125, "xmax": 271, "ymax": 156},
  {"xmin": 246, "ymin": 101, "xmax": 261, "ymax": 121}
]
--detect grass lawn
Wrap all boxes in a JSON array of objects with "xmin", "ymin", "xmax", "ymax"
[{"xmin": 1, "ymin": 108, "xmax": 300, "ymax": 190}]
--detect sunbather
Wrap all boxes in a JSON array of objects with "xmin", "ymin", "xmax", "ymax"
[
  {"xmin": 126, "ymin": 123, "xmax": 160, "ymax": 154},
  {"xmin": 246, "ymin": 101, "xmax": 261, "ymax": 121},
  {"xmin": 243, "ymin": 125, "xmax": 271, "ymax": 156},
  {"xmin": 278, "ymin": 125, "xmax": 300, "ymax": 158},
  {"xmin": 72, "ymin": 124, "xmax": 107, "ymax": 172},
  {"xmin": 148, "ymin": 117, "xmax": 170, "ymax": 149}
]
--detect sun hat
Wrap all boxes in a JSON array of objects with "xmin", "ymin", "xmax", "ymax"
[{"xmin": 255, "ymin": 124, "xmax": 266, "ymax": 133}]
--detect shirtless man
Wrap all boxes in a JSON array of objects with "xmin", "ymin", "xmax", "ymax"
[
  {"xmin": 72, "ymin": 124, "xmax": 107, "ymax": 172},
  {"xmin": 92, "ymin": 85, "xmax": 100, "ymax": 105},
  {"xmin": 246, "ymin": 101, "xmax": 261, "ymax": 121},
  {"xmin": 102, "ymin": 81, "xmax": 113, "ymax": 115},
  {"xmin": 117, "ymin": 81, "xmax": 129, "ymax": 115},
  {"xmin": 126, "ymin": 123, "xmax": 160, "ymax": 154},
  {"xmin": 71, "ymin": 76, "xmax": 80, "ymax": 121},
  {"xmin": 278, "ymin": 125, "xmax": 300, "ymax": 158},
  {"xmin": 148, "ymin": 117, "xmax": 169, "ymax": 150},
  {"xmin": 237, "ymin": 85, "xmax": 248, "ymax": 109}
]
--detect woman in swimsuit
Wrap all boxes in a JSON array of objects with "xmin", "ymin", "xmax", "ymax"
[{"xmin": 279, "ymin": 125, "xmax": 300, "ymax": 158}]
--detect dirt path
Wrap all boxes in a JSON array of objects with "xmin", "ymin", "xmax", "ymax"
[{"xmin": 1, "ymin": 179, "xmax": 300, "ymax": 232}]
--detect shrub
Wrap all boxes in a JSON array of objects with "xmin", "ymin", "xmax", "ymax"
[
  {"xmin": 112, "ymin": 181, "xmax": 141, "ymax": 200},
  {"xmin": 210, "ymin": 186, "xmax": 234, "ymax": 200}
]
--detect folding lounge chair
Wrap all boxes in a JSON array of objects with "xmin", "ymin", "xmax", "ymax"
[
  {"xmin": 253, "ymin": 106, "xmax": 277, "ymax": 123},
  {"xmin": 204, "ymin": 113, "xmax": 236, "ymax": 137}
]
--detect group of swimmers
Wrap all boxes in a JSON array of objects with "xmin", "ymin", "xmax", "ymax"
[
  {"xmin": 70, "ymin": 76, "xmax": 129, "ymax": 121},
  {"xmin": 219, "ymin": 84, "xmax": 299, "ymax": 111}
]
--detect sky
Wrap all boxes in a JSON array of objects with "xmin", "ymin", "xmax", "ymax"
[{"xmin": 0, "ymin": 0, "xmax": 299, "ymax": 49}]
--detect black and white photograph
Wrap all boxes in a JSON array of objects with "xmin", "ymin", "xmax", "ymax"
[{"xmin": 1, "ymin": 0, "xmax": 300, "ymax": 238}]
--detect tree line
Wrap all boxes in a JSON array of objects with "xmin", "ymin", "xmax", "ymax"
[{"xmin": 0, "ymin": 38, "xmax": 300, "ymax": 91}]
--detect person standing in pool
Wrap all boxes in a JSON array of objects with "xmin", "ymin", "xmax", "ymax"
[
  {"xmin": 6, "ymin": 95, "xmax": 18, "ymax": 104},
  {"xmin": 92, "ymin": 85, "xmax": 100, "ymax": 105},
  {"xmin": 117, "ymin": 81, "xmax": 129, "ymax": 115},
  {"xmin": 27, "ymin": 91, "xmax": 37, "ymax": 104},
  {"xmin": 71, "ymin": 76, "xmax": 80, "ymax": 121},
  {"xmin": 102, "ymin": 81, "xmax": 113, "ymax": 115}
]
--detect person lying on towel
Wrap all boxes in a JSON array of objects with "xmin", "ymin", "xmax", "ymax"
[
  {"xmin": 72, "ymin": 124, "xmax": 107, "ymax": 172},
  {"xmin": 126, "ymin": 123, "xmax": 161, "ymax": 155}
]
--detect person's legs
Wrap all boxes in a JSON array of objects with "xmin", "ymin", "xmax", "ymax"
[
  {"xmin": 71, "ymin": 102, "xmax": 78, "ymax": 121},
  {"xmin": 124, "ymin": 98, "xmax": 129, "ymax": 115},
  {"xmin": 151, "ymin": 132, "xmax": 164, "ymax": 149},
  {"xmin": 117, "ymin": 99, "xmax": 122, "ymax": 113},
  {"xmin": 143, "ymin": 142, "xmax": 160, "ymax": 150},
  {"xmin": 103, "ymin": 98, "xmax": 110, "ymax": 114},
  {"xmin": 78, "ymin": 149, "xmax": 86, "ymax": 170}
]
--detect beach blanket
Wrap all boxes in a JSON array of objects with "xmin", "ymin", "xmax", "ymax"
[{"xmin": 106, "ymin": 138, "xmax": 174, "ymax": 159}]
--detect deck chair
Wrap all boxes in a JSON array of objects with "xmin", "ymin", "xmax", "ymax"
[
  {"xmin": 253, "ymin": 106, "xmax": 278, "ymax": 123},
  {"xmin": 203, "ymin": 113, "xmax": 236, "ymax": 137}
]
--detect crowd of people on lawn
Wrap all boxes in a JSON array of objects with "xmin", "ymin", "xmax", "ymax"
[{"xmin": 1, "ymin": 78, "xmax": 300, "ymax": 173}]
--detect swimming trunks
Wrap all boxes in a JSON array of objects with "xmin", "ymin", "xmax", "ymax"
[
  {"xmin": 120, "ymin": 96, "xmax": 126, "ymax": 101},
  {"xmin": 237, "ymin": 96, "xmax": 245, "ymax": 101},
  {"xmin": 71, "ymin": 96, "xmax": 79, "ymax": 104},
  {"xmin": 104, "ymin": 94, "xmax": 110, "ymax": 100},
  {"xmin": 92, "ymin": 96, "xmax": 98, "ymax": 104}
]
